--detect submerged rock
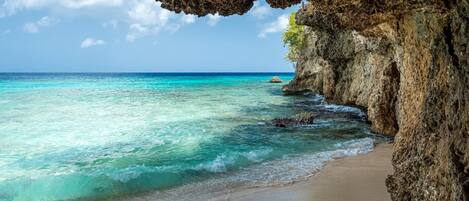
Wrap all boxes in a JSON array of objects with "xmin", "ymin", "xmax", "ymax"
[
  {"xmin": 272, "ymin": 112, "xmax": 315, "ymax": 127},
  {"xmin": 282, "ymin": 85, "xmax": 310, "ymax": 96},
  {"xmin": 270, "ymin": 76, "xmax": 283, "ymax": 83}
]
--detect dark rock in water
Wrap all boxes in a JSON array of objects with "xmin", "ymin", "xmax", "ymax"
[
  {"xmin": 272, "ymin": 119, "xmax": 295, "ymax": 127},
  {"xmin": 272, "ymin": 112, "xmax": 315, "ymax": 127},
  {"xmin": 282, "ymin": 85, "xmax": 311, "ymax": 96},
  {"xmin": 270, "ymin": 76, "xmax": 283, "ymax": 83},
  {"xmin": 315, "ymin": 112, "xmax": 367, "ymax": 122}
]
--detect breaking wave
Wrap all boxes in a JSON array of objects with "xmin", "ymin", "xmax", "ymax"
[{"xmin": 120, "ymin": 138, "xmax": 375, "ymax": 201}]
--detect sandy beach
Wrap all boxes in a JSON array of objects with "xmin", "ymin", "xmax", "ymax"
[{"xmin": 214, "ymin": 143, "xmax": 393, "ymax": 201}]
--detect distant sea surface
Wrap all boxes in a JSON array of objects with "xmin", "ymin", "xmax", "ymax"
[{"xmin": 0, "ymin": 73, "xmax": 382, "ymax": 201}]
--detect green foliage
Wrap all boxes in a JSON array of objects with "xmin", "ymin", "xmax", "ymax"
[{"xmin": 282, "ymin": 12, "xmax": 305, "ymax": 63}]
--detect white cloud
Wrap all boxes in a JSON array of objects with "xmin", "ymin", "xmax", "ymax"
[
  {"xmin": 181, "ymin": 14, "xmax": 196, "ymax": 24},
  {"xmin": 258, "ymin": 14, "xmax": 289, "ymax": 38},
  {"xmin": 1, "ymin": 0, "xmax": 123, "ymax": 17},
  {"xmin": 3, "ymin": 0, "xmax": 197, "ymax": 41},
  {"xmin": 127, "ymin": 1, "xmax": 171, "ymax": 26},
  {"xmin": 250, "ymin": 2, "xmax": 271, "ymax": 19},
  {"xmin": 126, "ymin": 0, "xmax": 195, "ymax": 42},
  {"xmin": 207, "ymin": 13, "xmax": 221, "ymax": 26},
  {"xmin": 23, "ymin": 16, "xmax": 59, "ymax": 33},
  {"xmin": 80, "ymin": 38, "xmax": 105, "ymax": 48},
  {"xmin": 126, "ymin": 0, "xmax": 174, "ymax": 42}
]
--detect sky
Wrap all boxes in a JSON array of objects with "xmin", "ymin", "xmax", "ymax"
[{"xmin": 0, "ymin": 0, "xmax": 298, "ymax": 72}]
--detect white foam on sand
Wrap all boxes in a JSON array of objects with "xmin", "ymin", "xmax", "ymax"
[{"xmin": 121, "ymin": 138, "xmax": 375, "ymax": 201}]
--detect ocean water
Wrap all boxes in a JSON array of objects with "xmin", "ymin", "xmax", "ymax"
[{"xmin": 0, "ymin": 73, "xmax": 383, "ymax": 201}]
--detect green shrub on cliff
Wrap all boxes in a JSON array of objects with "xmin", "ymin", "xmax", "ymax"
[{"xmin": 282, "ymin": 12, "xmax": 305, "ymax": 63}]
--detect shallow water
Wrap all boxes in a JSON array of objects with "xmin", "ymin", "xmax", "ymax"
[{"xmin": 0, "ymin": 73, "xmax": 382, "ymax": 201}]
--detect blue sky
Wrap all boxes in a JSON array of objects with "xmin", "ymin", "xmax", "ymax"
[{"xmin": 0, "ymin": 0, "xmax": 297, "ymax": 72}]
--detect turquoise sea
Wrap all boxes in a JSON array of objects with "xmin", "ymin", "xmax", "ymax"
[{"xmin": 0, "ymin": 73, "xmax": 383, "ymax": 201}]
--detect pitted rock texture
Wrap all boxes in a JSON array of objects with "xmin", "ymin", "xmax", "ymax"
[
  {"xmin": 286, "ymin": 1, "xmax": 468, "ymax": 200},
  {"xmin": 283, "ymin": 23, "xmax": 401, "ymax": 136},
  {"xmin": 266, "ymin": 0, "xmax": 301, "ymax": 8},
  {"xmin": 151, "ymin": 0, "xmax": 468, "ymax": 200},
  {"xmin": 154, "ymin": 0, "xmax": 300, "ymax": 16}
]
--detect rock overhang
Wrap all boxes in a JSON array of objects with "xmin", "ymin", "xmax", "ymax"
[{"xmin": 155, "ymin": 0, "xmax": 301, "ymax": 16}]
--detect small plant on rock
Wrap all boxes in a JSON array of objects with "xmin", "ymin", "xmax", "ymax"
[{"xmin": 282, "ymin": 12, "xmax": 306, "ymax": 63}]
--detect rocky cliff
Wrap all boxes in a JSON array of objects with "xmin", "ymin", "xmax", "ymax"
[
  {"xmin": 283, "ymin": 24, "xmax": 402, "ymax": 136},
  {"xmin": 152, "ymin": 0, "xmax": 468, "ymax": 200},
  {"xmin": 284, "ymin": 1, "xmax": 468, "ymax": 200}
]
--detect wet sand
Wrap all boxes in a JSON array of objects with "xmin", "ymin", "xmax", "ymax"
[{"xmin": 213, "ymin": 143, "xmax": 393, "ymax": 201}]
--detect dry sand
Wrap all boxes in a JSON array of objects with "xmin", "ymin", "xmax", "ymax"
[{"xmin": 213, "ymin": 143, "xmax": 394, "ymax": 201}]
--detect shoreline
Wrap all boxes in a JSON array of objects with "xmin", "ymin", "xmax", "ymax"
[
  {"xmin": 118, "ymin": 142, "xmax": 392, "ymax": 201},
  {"xmin": 213, "ymin": 143, "xmax": 393, "ymax": 201}
]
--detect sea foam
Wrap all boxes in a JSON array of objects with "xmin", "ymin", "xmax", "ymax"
[{"xmin": 124, "ymin": 137, "xmax": 376, "ymax": 201}]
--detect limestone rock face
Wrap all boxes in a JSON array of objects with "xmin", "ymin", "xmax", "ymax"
[
  {"xmin": 266, "ymin": 0, "xmax": 301, "ymax": 9},
  {"xmin": 285, "ymin": 24, "xmax": 401, "ymax": 136},
  {"xmin": 286, "ymin": 1, "xmax": 469, "ymax": 200},
  {"xmin": 150, "ymin": 0, "xmax": 468, "ymax": 200},
  {"xmin": 154, "ymin": 0, "xmax": 300, "ymax": 16}
]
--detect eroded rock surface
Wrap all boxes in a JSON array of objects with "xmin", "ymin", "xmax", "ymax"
[
  {"xmin": 154, "ymin": 0, "xmax": 300, "ymax": 16},
  {"xmin": 286, "ymin": 1, "xmax": 469, "ymax": 200},
  {"xmin": 151, "ymin": 0, "xmax": 468, "ymax": 200},
  {"xmin": 284, "ymin": 23, "xmax": 401, "ymax": 136}
]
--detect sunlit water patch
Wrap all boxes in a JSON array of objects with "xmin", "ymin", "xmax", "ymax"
[{"xmin": 0, "ymin": 73, "xmax": 386, "ymax": 201}]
